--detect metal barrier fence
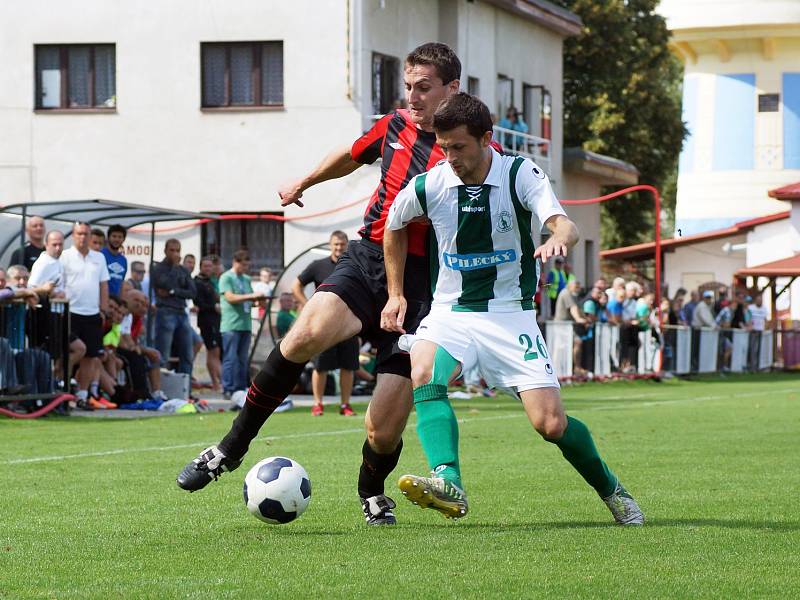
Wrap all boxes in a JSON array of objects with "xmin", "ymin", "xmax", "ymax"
[
  {"xmin": 0, "ymin": 298, "xmax": 70, "ymax": 395},
  {"xmin": 544, "ymin": 320, "xmax": 794, "ymax": 379}
]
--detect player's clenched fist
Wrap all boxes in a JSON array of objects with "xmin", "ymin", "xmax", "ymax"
[{"xmin": 381, "ymin": 295, "xmax": 407, "ymax": 333}]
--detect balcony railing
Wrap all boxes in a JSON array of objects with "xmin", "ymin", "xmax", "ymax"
[
  {"xmin": 493, "ymin": 126, "xmax": 550, "ymax": 174},
  {"xmin": 369, "ymin": 114, "xmax": 552, "ymax": 175}
]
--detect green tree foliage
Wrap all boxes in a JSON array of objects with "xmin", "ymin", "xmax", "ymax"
[{"xmin": 553, "ymin": 0, "xmax": 687, "ymax": 248}]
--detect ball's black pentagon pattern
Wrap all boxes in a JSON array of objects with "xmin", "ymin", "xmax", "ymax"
[
  {"xmin": 257, "ymin": 457, "xmax": 293, "ymax": 485},
  {"xmin": 243, "ymin": 481, "xmax": 249, "ymax": 505},
  {"xmin": 258, "ymin": 498, "xmax": 297, "ymax": 524},
  {"xmin": 300, "ymin": 477, "xmax": 311, "ymax": 499}
]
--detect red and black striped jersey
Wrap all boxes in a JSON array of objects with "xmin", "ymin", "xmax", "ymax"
[{"xmin": 351, "ymin": 110, "xmax": 442, "ymax": 257}]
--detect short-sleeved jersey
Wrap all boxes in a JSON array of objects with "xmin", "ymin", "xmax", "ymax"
[
  {"xmin": 351, "ymin": 110, "xmax": 443, "ymax": 257},
  {"xmin": 297, "ymin": 257, "xmax": 337, "ymax": 289},
  {"xmin": 387, "ymin": 149, "xmax": 566, "ymax": 312}
]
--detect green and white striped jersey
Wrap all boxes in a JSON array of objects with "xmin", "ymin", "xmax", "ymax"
[{"xmin": 387, "ymin": 148, "xmax": 566, "ymax": 312}]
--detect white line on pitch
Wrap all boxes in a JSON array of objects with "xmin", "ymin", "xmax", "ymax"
[{"xmin": 3, "ymin": 388, "xmax": 794, "ymax": 466}]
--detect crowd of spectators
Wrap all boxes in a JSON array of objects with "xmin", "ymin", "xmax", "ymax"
[
  {"xmin": 2, "ymin": 216, "xmax": 778, "ymax": 410},
  {"xmin": 0, "ymin": 217, "xmax": 285, "ymax": 411},
  {"xmin": 546, "ymin": 259, "xmax": 771, "ymax": 374}
]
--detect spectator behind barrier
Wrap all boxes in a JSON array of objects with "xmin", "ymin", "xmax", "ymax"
[
  {"xmin": 29, "ymin": 231, "xmax": 65, "ymax": 301},
  {"xmin": 692, "ymin": 290, "xmax": 717, "ymax": 329},
  {"xmin": 554, "ymin": 278, "xmax": 587, "ymax": 374},
  {"xmin": 546, "ymin": 256, "xmax": 570, "ymax": 313},
  {"xmin": 275, "ymin": 292, "xmax": 297, "ymax": 338},
  {"xmin": 90, "ymin": 228, "xmax": 105, "ymax": 252},
  {"xmin": 194, "ymin": 256, "xmax": 222, "ymax": 392},
  {"xmin": 118, "ymin": 289, "xmax": 167, "ymax": 401},
  {"xmin": 252, "ymin": 267, "xmax": 275, "ymax": 321},
  {"xmin": 682, "ymin": 290, "xmax": 699, "ymax": 326},
  {"xmin": 9, "ymin": 216, "xmax": 45, "ymax": 271},
  {"xmin": 4, "ymin": 265, "xmax": 37, "ymax": 351},
  {"xmin": 180, "ymin": 253, "xmax": 204, "ymax": 363},
  {"xmin": 60, "ymin": 222, "xmax": 110, "ymax": 409},
  {"xmin": 102, "ymin": 224, "xmax": 128, "ymax": 297},
  {"xmin": 714, "ymin": 285, "xmax": 729, "ymax": 315},
  {"xmin": 618, "ymin": 281, "xmax": 641, "ymax": 372},
  {"xmin": 127, "ymin": 260, "xmax": 147, "ymax": 294},
  {"xmin": 219, "ymin": 249, "xmax": 266, "ymax": 397},
  {"xmin": 151, "ymin": 238, "xmax": 196, "ymax": 376},
  {"xmin": 498, "ymin": 106, "xmax": 529, "ymax": 151},
  {"xmin": 1, "ymin": 266, "xmax": 38, "ymax": 308},
  {"xmin": 292, "ymin": 229, "xmax": 357, "ymax": 417},
  {"xmin": 748, "ymin": 293, "xmax": 768, "ymax": 332}
]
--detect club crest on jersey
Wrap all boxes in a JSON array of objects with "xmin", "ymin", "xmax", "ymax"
[
  {"xmin": 496, "ymin": 211, "xmax": 513, "ymax": 232},
  {"xmin": 443, "ymin": 249, "xmax": 517, "ymax": 271}
]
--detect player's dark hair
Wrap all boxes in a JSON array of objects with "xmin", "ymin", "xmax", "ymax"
[
  {"xmin": 91, "ymin": 228, "xmax": 105, "ymax": 238},
  {"xmin": 164, "ymin": 238, "xmax": 180, "ymax": 251},
  {"xmin": 405, "ymin": 42, "xmax": 461, "ymax": 84},
  {"xmin": 232, "ymin": 249, "xmax": 250, "ymax": 263},
  {"xmin": 433, "ymin": 92, "xmax": 493, "ymax": 140},
  {"xmin": 107, "ymin": 224, "xmax": 127, "ymax": 239},
  {"xmin": 330, "ymin": 230, "xmax": 348, "ymax": 242}
]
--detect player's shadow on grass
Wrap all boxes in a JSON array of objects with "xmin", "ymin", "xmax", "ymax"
[{"xmin": 445, "ymin": 518, "xmax": 800, "ymax": 532}]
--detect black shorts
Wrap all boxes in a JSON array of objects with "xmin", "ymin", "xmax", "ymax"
[
  {"xmin": 316, "ymin": 239, "xmax": 431, "ymax": 378},
  {"xmin": 198, "ymin": 314, "xmax": 222, "ymax": 350},
  {"xmin": 313, "ymin": 336, "xmax": 360, "ymax": 371},
  {"xmin": 70, "ymin": 313, "xmax": 104, "ymax": 358}
]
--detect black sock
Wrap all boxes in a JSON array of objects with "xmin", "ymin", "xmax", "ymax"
[
  {"xmin": 358, "ymin": 439, "xmax": 403, "ymax": 498},
  {"xmin": 218, "ymin": 344, "xmax": 305, "ymax": 459}
]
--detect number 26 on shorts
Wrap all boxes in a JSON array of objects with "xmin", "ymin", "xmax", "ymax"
[{"xmin": 518, "ymin": 333, "xmax": 549, "ymax": 362}]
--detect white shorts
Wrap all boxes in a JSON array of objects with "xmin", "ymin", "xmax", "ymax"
[{"xmin": 400, "ymin": 307, "xmax": 560, "ymax": 392}]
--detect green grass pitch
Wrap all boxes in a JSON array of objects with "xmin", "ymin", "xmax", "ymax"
[{"xmin": 2, "ymin": 374, "xmax": 799, "ymax": 598}]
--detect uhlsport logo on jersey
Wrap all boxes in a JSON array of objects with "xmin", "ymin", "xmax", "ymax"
[{"xmin": 443, "ymin": 249, "xmax": 517, "ymax": 271}]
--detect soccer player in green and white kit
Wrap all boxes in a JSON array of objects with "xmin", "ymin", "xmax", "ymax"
[{"xmin": 381, "ymin": 92, "xmax": 644, "ymax": 525}]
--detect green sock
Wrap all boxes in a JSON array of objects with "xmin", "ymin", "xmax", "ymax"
[
  {"xmin": 547, "ymin": 416, "xmax": 618, "ymax": 498},
  {"xmin": 414, "ymin": 384, "xmax": 463, "ymax": 490},
  {"xmin": 412, "ymin": 346, "xmax": 463, "ymax": 490}
]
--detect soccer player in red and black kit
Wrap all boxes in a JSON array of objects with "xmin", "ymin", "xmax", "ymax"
[{"xmin": 177, "ymin": 43, "xmax": 464, "ymax": 525}]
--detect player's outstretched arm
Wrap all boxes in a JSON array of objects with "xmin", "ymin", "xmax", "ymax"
[
  {"xmin": 381, "ymin": 227, "xmax": 408, "ymax": 333},
  {"xmin": 278, "ymin": 145, "xmax": 362, "ymax": 208},
  {"xmin": 534, "ymin": 214, "xmax": 579, "ymax": 261}
]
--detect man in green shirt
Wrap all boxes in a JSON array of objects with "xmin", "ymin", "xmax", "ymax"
[
  {"xmin": 219, "ymin": 250, "xmax": 266, "ymax": 396},
  {"xmin": 275, "ymin": 292, "xmax": 297, "ymax": 338}
]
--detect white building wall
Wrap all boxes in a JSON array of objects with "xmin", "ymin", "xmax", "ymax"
[
  {"xmin": 1, "ymin": 0, "xmax": 573, "ymax": 268},
  {"xmin": 663, "ymin": 235, "xmax": 747, "ymax": 295},
  {"xmin": 0, "ymin": 0, "xmax": 372, "ymax": 265},
  {"xmin": 661, "ymin": 0, "xmax": 800, "ymax": 236}
]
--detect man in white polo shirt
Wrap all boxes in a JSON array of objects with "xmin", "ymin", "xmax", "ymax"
[
  {"xmin": 60, "ymin": 222, "xmax": 110, "ymax": 409},
  {"xmin": 29, "ymin": 230, "xmax": 66, "ymax": 298}
]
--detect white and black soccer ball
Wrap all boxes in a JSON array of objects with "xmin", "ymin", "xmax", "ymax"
[{"xmin": 243, "ymin": 457, "xmax": 311, "ymax": 524}]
